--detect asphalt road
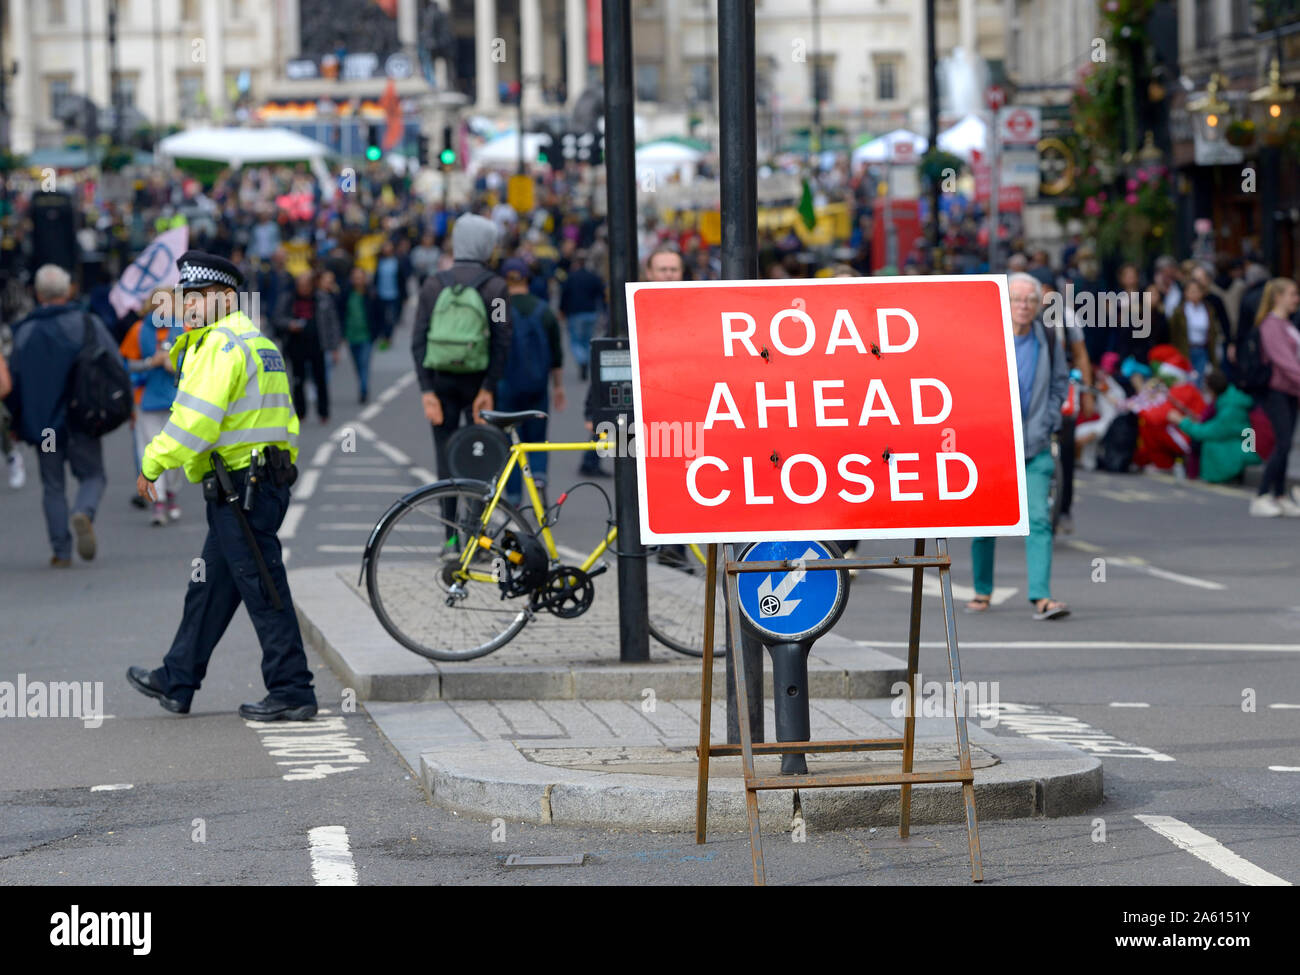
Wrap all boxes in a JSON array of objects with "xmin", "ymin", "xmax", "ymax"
[{"xmin": 1, "ymin": 313, "xmax": 1297, "ymax": 888}]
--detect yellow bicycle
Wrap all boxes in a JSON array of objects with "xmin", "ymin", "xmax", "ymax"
[{"xmin": 360, "ymin": 409, "xmax": 711, "ymax": 661}]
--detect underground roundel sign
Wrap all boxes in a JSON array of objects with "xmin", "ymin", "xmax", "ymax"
[
  {"xmin": 736, "ymin": 540, "xmax": 847, "ymax": 644},
  {"xmin": 625, "ymin": 276, "xmax": 1029, "ymax": 543}
]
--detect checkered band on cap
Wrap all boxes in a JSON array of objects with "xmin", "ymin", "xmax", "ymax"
[{"xmin": 179, "ymin": 263, "xmax": 239, "ymax": 288}]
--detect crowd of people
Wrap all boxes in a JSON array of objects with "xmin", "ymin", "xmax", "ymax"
[{"xmin": 2, "ymin": 159, "xmax": 1300, "ymax": 601}]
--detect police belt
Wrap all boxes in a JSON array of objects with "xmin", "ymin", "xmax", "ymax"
[{"xmin": 203, "ymin": 453, "xmax": 291, "ymax": 611}]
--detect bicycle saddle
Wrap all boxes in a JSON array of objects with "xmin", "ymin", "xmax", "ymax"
[{"xmin": 479, "ymin": 409, "xmax": 548, "ymax": 429}]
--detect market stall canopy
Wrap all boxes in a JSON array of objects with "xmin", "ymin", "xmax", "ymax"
[
  {"xmin": 936, "ymin": 114, "xmax": 988, "ymax": 161},
  {"xmin": 850, "ymin": 128, "xmax": 928, "ymax": 166},
  {"xmin": 635, "ymin": 139, "xmax": 704, "ymax": 183},
  {"xmin": 470, "ymin": 130, "xmax": 552, "ymax": 172},
  {"xmin": 157, "ymin": 127, "xmax": 333, "ymax": 182}
]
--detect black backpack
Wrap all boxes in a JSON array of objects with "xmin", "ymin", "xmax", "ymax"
[
  {"xmin": 1096, "ymin": 412, "xmax": 1138, "ymax": 472},
  {"xmin": 65, "ymin": 314, "xmax": 133, "ymax": 438},
  {"xmin": 1235, "ymin": 326, "xmax": 1272, "ymax": 396}
]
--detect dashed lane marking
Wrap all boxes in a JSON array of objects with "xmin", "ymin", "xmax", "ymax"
[
  {"xmin": 1109, "ymin": 702, "xmax": 1150, "ymax": 708},
  {"xmin": 862, "ymin": 640, "xmax": 1300, "ymax": 653},
  {"xmin": 308, "ymin": 825, "xmax": 359, "ymax": 886},
  {"xmin": 281, "ymin": 503, "xmax": 306, "ymax": 540},
  {"xmin": 310, "ymin": 442, "xmax": 334, "ymax": 468},
  {"xmin": 90, "ymin": 784, "xmax": 134, "ymax": 792},
  {"xmin": 1135, "ymin": 815, "xmax": 1291, "ymax": 886},
  {"xmin": 294, "ymin": 468, "xmax": 321, "ymax": 501},
  {"xmin": 1063, "ymin": 540, "xmax": 1225, "ymax": 590}
]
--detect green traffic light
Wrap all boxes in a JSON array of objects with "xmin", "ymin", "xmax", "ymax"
[
  {"xmin": 439, "ymin": 148, "xmax": 456, "ymax": 166},
  {"xmin": 366, "ymin": 145, "xmax": 382, "ymax": 161}
]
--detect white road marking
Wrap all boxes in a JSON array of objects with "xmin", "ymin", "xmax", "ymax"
[
  {"xmin": 377, "ymin": 376, "xmax": 411, "ymax": 403},
  {"xmin": 294, "ymin": 468, "xmax": 321, "ymax": 501},
  {"xmin": 320, "ymin": 522, "xmax": 437, "ymax": 532},
  {"xmin": 373, "ymin": 440, "xmax": 411, "ymax": 465},
  {"xmin": 245, "ymin": 714, "xmax": 368, "ymax": 781},
  {"xmin": 984, "ymin": 703, "xmax": 1175, "ymax": 761},
  {"xmin": 408, "ymin": 466, "xmax": 437, "ymax": 483},
  {"xmin": 333, "ymin": 467, "xmax": 402, "ymax": 476},
  {"xmin": 1269, "ymin": 766, "xmax": 1300, "ymax": 772},
  {"xmin": 862, "ymin": 640, "xmax": 1300, "ymax": 654},
  {"xmin": 335, "ymin": 456, "xmax": 390, "ymax": 465},
  {"xmin": 1062, "ymin": 540, "xmax": 1225, "ymax": 590},
  {"xmin": 310, "ymin": 442, "xmax": 334, "ymax": 468},
  {"xmin": 90, "ymin": 783, "xmax": 134, "ymax": 792},
  {"xmin": 358, "ymin": 402, "xmax": 383, "ymax": 422},
  {"xmin": 323, "ymin": 484, "xmax": 416, "ymax": 493},
  {"xmin": 308, "ymin": 826, "xmax": 359, "ymax": 886},
  {"xmin": 282, "ymin": 546, "xmax": 291, "ymax": 565},
  {"xmin": 1269, "ymin": 703, "xmax": 1300, "ymax": 709},
  {"xmin": 886, "ymin": 576, "xmax": 1018, "ymax": 605},
  {"xmin": 1135, "ymin": 815, "xmax": 1291, "ymax": 886},
  {"xmin": 316, "ymin": 544, "xmax": 445, "ymax": 554},
  {"xmin": 1109, "ymin": 702, "xmax": 1150, "ymax": 708},
  {"xmin": 281, "ymin": 503, "xmax": 306, "ymax": 540}
]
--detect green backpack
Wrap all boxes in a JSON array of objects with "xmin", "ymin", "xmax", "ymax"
[{"xmin": 423, "ymin": 269, "xmax": 494, "ymax": 373}]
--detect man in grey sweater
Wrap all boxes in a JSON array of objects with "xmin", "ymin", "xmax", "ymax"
[
  {"xmin": 410, "ymin": 214, "xmax": 513, "ymax": 481},
  {"xmin": 965, "ymin": 271, "xmax": 1071, "ymax": 620}
]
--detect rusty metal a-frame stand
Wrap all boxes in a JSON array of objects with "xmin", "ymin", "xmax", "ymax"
[{"xmin": 693, "ymin": 539, "xmax": 983, "ymax": 886}]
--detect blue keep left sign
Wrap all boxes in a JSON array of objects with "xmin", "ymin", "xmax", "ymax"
[{"xmin": 736, "ymin": 540, "xmax": 847, "ymax": 644}]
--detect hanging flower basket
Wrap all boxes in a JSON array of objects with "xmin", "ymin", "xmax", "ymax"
[{"xmin": 1225, "ymin": 119, "xmax": 1255, "ymax": 147}]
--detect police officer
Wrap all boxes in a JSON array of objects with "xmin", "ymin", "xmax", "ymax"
[{"xmin": 127, "ymin": 250, "xmax": 318, "ymax": 720}]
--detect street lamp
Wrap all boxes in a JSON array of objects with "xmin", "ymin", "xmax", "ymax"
[
  {"xmin": 1187, "ymin": 72, "xmax": 1230, "ymax": 141},
  {"xmin": 1250, "ymin": 57, "xmax": 1295, "ymax": 143}
]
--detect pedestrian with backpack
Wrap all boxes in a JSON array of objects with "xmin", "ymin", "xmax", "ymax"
[
  {"xmin": 498, "ymin": 256, "xmax": 566, "ymax": 501},
  {"xmin": 3, "ymin": 265, "xmax": 125, "ymax": 566},
  {"xmin": 411, "ymin": 214, "xmax": 512, "ymax": 484},
  {"xmin": 1249, "ymin": 278, "xmax": 1300, "ymax": 517}
]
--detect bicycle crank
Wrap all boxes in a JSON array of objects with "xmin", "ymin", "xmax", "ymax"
[{"xmin": 534, "ymin": 566, "xmax": 598, "ymax": 619}]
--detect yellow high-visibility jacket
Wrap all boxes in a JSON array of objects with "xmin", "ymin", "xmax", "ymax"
[{"xmin": 141, "ymin": 310, "xmax": 299, "ymax": 483}]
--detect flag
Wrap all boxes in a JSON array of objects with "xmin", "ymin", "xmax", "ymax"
[
  {"xmin": 381, "ymin": 79, "xmax": 404, "ymax": 151},
  {"xmin": 108, "ymin": 226, "xmax": 189, "ymax": 320},
  {"xmin": 798, "ymin": 178, "xmax": 816, "ymax": 230}
]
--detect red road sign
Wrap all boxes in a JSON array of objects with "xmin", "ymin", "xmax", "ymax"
[
  {"xmin": 626, "ymin": 277, "xmax": 1029, "ymax": 543},
  {"xmin": 986, "ymin": 85, "xmax": 1006, "ymax": 111}
]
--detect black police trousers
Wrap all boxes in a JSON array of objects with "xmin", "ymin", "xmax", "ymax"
[{"xmin": 154, "ymin": 467, "xmax": 316, "ymax": 709}]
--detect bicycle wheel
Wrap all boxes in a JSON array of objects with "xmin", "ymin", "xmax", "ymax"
[
  {"xmin": 646, "ymin": 544, "xmax": 717, "ymax": 657},
  {"xmin": 366, "ymin": 482, "xmax": 535, "ymax": 661}
]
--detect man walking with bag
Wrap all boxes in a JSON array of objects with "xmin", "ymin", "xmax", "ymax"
[
  {"xmin": 411, "ymin": 214, "xmax": 513, "ymax": 480},
  {"xmin": 4, "ymin": 265, "xmax": 122, "ymax": 566},
  {"xmin": 127, "ymin": 250, "xmax": 317, "ymax": 721}
]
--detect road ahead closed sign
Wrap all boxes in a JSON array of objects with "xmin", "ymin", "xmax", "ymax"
[{"xmin": 626, "ymin": 276, "xmax": 1027, "ymax": 543}]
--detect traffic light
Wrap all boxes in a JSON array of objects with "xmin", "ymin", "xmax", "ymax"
[
  {"xmin": 417, "ymin": 133, "xmax": 430, "ymax": 166},
  {"xmin": 439, "ymin": 125, "xmax": 456, "ymax": 167},
  {"xmin": 365, "ymin": 124, "xmax": 382, "ymax": 161}
]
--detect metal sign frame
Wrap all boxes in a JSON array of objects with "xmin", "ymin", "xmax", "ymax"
[{"xmin": 694, "ymin": 539, "xmax": 983, "ymax": 886}]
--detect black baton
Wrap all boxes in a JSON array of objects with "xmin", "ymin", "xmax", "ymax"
[{"xmin": 212, "ymin": 454, "xmax": 284, "ymax": 611}]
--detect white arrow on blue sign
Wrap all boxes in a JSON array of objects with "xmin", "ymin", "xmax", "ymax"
[{"xmin": 737, "ymin": 540, "xmax": 846, "ymax": 643}]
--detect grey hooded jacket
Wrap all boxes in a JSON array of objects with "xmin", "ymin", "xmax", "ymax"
[{"xmin": 1021, "ymin": 317, "xmax": 1069, "ymax": 461}]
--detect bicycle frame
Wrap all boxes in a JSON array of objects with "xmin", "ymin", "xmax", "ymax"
[{"xmin": 454, "ymin": 431, "xmax": 616, "ymax": 583}]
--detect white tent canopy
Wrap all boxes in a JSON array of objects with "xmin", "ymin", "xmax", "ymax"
[
  {"xmin": 470, "ymin": 130, "xmax": 551, "ymax": 171},
  {"xmin": 157, "ymin": 127, "xmax": 333, "ymax": 182},
  {"xmin": 936, "ymin": 114, "xmax": 988, "ymax": 160},
  {"xmin": 635, "ymin": 140, "xmax": 703, "ymax": 184},
  {"xmin": 851, "ymin": 128, "xmax": 928, "ymax": 166}
]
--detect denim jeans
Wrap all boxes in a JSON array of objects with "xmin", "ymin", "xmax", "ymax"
[
  {"xmin": 37, "ymin": 427, "xmax": 106, "ymax": 560},
  {"xmin": 496, "ymin": 384, "xmax": 549, "ymax": 504},
  {"xmin": 566, "ymin": 311, "xmax": 600, "ymax": 369},
  {"xmin": 348, "ymin": 340, "xmax": 373, "ymax": 399},
  {"xmin": 971, "ymin": 448, "xmax": 1056, "ymax": 603}
]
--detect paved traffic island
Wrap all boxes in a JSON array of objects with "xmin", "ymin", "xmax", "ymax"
[
  {"xmin": 379, "ymin": 698, "xmax": 1102, "ymax": 831},
  {"xmin": 290, "ymin": 565, "xmax": 909, "ymax": 700}
]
